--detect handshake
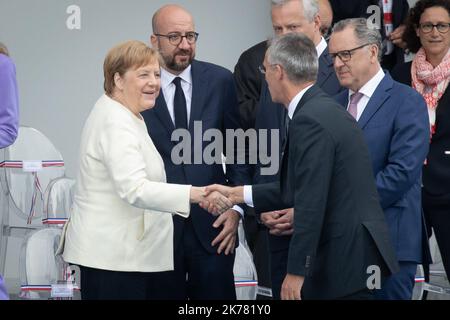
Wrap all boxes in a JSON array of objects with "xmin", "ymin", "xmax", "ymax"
[{"xmin": 190, "ymin": 184, "xmax": 245, "ymax": 216}]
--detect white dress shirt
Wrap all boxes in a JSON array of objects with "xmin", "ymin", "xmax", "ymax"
[
  {"xmin": 161, "ymin": 66, "xmax": 193, "ymax": 125},
  {"xmin": 161, "ymin": 66, "xmax": 244, "ymax": 216},
  {"xmin": 347, "ymin": 68, "xmax": 385, "ymax": 120},
  {"xmin": 244, "ymin": 84, "xmax": 314, "ymax": 207},
  {"xmin": 316, "ymin": 37, "xmax": 328, "ymax": 58}
]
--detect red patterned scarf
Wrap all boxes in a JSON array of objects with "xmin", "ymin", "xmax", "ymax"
[{"xmin": 412, "ymin": 47, "xmax": 450, "ymax": 132}]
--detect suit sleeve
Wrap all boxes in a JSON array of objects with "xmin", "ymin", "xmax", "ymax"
[
  {"xmin": 98, "ymin": 116, "xmax": 191, "ymax": 217},
  {"xmin": 375, "ymin": 91, "xmax": 429, "ymax": 209},
  {"xmin": 286, "ymin": 116, "xmax": 335, "ymax": 277},
  {"xmin": 0, "ymin": 57, "xmax": 19, "ymax": 148},
  {"xmin": 252, "ymin": 181, "xmax": 285, "ymax": 213}
]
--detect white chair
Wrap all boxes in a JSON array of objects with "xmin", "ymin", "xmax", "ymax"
[
  {"xmin": 43, "ymin": 177, "xmax": 75, "ymax": 226},
  {"xmin": 413, "ymin": 233, "xmax": 450, "ymax": 299},
  {"xmin": 234, "ymin": 221, "xmax": 258, "ymax": 300},
  {"xmin": 18, "ymin": 174, "xmax": 79, "ymax": 300},
  {"xmin": 0, "ymin": 126, "xmax": 66, "ymax": 296}
]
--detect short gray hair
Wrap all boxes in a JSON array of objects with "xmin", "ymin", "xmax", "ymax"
[
  {"xmin": 332, "ymin": 18, "xmax": 383, "ymax": 61},
  {"xmin": 267, "ymin": 33, "xmax": 318, "ymax": 84},
  {"xmin": 271, "ymin": 0, "xmax": 319, "ymax": 22}
]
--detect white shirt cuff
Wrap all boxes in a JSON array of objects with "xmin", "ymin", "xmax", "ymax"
[
  {"xmin": 243, "ymin": 185, "xmax": 254, "ymax": 208},
  {"xmin": 232, "ymin": 205, "xmax": 244, "ymax": 218}
]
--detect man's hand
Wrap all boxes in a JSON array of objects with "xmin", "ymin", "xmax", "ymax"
[
  {"xmin": 390, "ymin": 25, "xmax": 407, "ymax": 49},
  {"xmin": 211, "ymin": 209, "xmax": 240, "ymax": 255},
  {"xmin": 199, "ymin": 189, "xmax": 234, "ymax": 216},
  {"xmin": 281, "ymin": 274, "xmax": 304, "ymax": 300},
  {"xmin": 260, "ymin": 208, "xmax": 294, "ymax": 236},
  {"xmin": 205, "ymin": 184, "xmax": 245, "ymax": 205}
]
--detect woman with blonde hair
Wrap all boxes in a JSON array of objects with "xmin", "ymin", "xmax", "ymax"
[{"xmin": 59, "ymin": 40, "xmax": 230, "ymax": 300}]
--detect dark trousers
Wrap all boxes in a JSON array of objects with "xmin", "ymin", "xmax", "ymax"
[
  {"xmin": 270, "ymin": 247, "xmax": 288, "ymax": 300},
  {"xmin": 374, "ymin": 261, "xmax": 417, "ymax": 300},
  {"xmin": 423, "ymin": 196, "xmax": 450, "ymax": 279},
  {"xmin": 151, "ymin": 217, "xmax": 236, "ymax": 300},
  {"xmin": 79, "ymin": 265, "xmax": 169, "ymax": 300}
]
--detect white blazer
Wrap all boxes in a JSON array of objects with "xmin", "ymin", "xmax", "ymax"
[{"xmin": 59, "ymin": 94, "xmax": 191, "ymax": 272}]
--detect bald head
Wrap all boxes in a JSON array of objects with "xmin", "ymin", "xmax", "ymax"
[
  {"xmin": 152, "ymin": 4, "xmax": 195, "ymax": 34},
  {"xmin": 150, "ymin": 4, "xmax": 197, "ymax": 74}
]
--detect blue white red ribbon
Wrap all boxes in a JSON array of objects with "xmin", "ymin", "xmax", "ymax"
[
  {"xmin": 1, "ymin": 160, "xmax": 64, "ymax": 224},
  {"xmin": 235, "ymin": 280, "xmax": 258, "ymax": 288}
]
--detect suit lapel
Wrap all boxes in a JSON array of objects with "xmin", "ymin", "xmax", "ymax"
[
  {"xmin": 189, "ymin": 60, "xmax": 208, "ymax": 132},
  {"xmin": 281, "ymin": 86, "xmax": 320, "ymax": 187},
  {"xmin": 358, "ymin": 74, "xmax": 393, "ymax": 129},
  {"xmin": 292, "ymin": 85, "xmax": 322, "ymax": 118},
  {"xmin": 154, "ymin": 92, "xmax": 176, "ymax": 135},
  {"xmin": 317, "ymin": 48, "xmax": 334, "ymax": 88}
]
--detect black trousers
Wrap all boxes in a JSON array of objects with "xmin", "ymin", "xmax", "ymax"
[
  {"xmin": 422, "ymin": 193, "xmax": 450, "ymax": 280},
  {"xmin": 149, "ymin": 216, "xmax": 236, "ymax": 300},
  {"xmin": 79, "ymin": 265, "xmax": 170, "ymax": 300}
]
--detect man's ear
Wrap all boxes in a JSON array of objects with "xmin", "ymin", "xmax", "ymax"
[
  {"xmin": 314, "ymin": 14, "xmax": 322, "ymax": 33},
  {"xmin": 276, "ymin": 64, "xmax": 284, "ymax": 81},
  {"xmin": 370, "ymin": 44, "xmax": 379, "ymax": 63},
  {"xmin": 150, "ymin": 34, "xmax": 158, "ymax": 49}
]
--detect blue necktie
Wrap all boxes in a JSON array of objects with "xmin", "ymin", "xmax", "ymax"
[{"xmin": 173, "ymin": 77, "xmax": 188, "ymax": 129}]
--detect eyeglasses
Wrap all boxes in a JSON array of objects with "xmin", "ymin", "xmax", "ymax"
[
  {"xmin": 418, "ymin": 23, "xmax": 450, "ymax": 34},
  {"xmin": 258, "ymin": 65, "xmax": 267, "ymax": 74},
  {"xmin": 258, "ymin": 64, "xmax": 278, "ymax": 74},
  {"xmin": 329, "ymin": 43, "xmax": 374, "ymax": 63},
  {"xmin": 154, "ymin": 32, "xmax": 199, "ymax": 46}
]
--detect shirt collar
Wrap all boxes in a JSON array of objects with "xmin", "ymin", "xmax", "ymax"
[
  {"xmin": 288, "ymin": 84, "xmax": 314, "ymax": 119},
  {"xmin": 161, "ymin": 65, "xmax": 192, "ymax": 90},
  {"xmin": 349, "ymin": 68, "xmax": 385, "ymax": 99},
  {"xmin": 316, "ymin": 37, "xmax": 327, "ymax": 58}
]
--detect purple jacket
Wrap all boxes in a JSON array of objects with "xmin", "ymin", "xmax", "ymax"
[
  {"xmin": 0, "ymin": 275, "xmax": 8, "ymax": 300},
  {"xmin": 0, "ymin": 53, "xmax": 19, "ymax": 148}
]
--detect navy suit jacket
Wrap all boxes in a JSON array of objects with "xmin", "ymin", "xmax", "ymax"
[
  {"xmin": 142, "ymin": 60, "xmax": 251, "ymax": 254},
  {"xmin": 334, "ymin": 73, "xmax": 430, "ymax": 263},
  {"xmin": 254, "ymin": 48, "xmax": 342, "ymax": 251}
]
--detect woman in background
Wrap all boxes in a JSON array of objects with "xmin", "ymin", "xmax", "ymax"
[
  {"xmin": 59, "ymin": 40, "xmax": 230, "ymax": 300},
  {"xmin": 0, "ymin": 41, "xmax": 19, "ymax": 301},
  {"xmin": 392, "ymin": 0, "xmax": 450, "ymax": 281},
  {"xmin": 0, "ymin": 42, "xmax": 19, "ymax": 149}
]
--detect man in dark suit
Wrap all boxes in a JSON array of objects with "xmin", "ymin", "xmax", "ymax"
[
  {"xmin": 330, "ymin": 18, "xmax": 430, "ymax": 300},
  {"xmin": 207, "ymin": 33, "xmax": 399, "ymax": 300},
  {"xmin": 254, "ymin": 0, "xmax": 342, "ymax": 299},
  {"xmin": 141, "ymin": 4, "xmax": 250, "ymax": 300},
  {"xmin": 234, "ymin": 0, "xmax": 340, "ymax": 131}
]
